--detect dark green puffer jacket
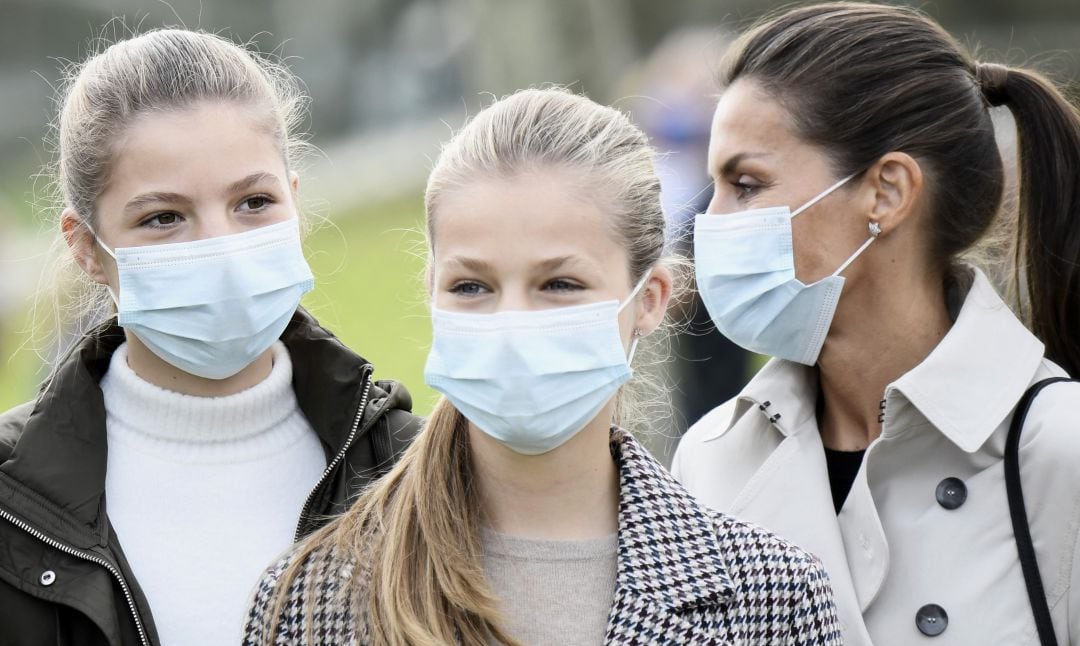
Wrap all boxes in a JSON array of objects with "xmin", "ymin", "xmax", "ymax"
[{"xmin": 0, "ymin": 309, "xmax": 421, "ymax": 645}]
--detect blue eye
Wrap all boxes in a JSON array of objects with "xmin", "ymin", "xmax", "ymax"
[
  {"xmin": 544, "ymin": 279, "xmax": 584, "ymax": 292},
  {"xmin": 449, "ymin": 281, "xmax": 488, "ymax": 296}
]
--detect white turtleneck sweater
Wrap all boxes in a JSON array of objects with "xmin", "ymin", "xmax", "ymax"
[{"xmin": 100, "ymin": 342, "xmax": 326, "ymax": 646}]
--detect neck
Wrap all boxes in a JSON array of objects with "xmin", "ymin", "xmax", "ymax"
[
  {"xmin": 123, "ymin": 331, "xmax": 274, "ymax": 397},
  {"xmin": 471, "ymin": 405, "xmax": 619, "ymax": 540},
  {"xmin": 817, "ymin": 263, "xmax": 951, "ymax": 450}
]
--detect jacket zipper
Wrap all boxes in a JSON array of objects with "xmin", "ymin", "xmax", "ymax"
[
  {"xmin": 293, "ymin": 369, "xmax": 374, "ymax": 542},
  {"xmin": 0, "ymin": 505, "xmax": 150, "ymax": 646}
]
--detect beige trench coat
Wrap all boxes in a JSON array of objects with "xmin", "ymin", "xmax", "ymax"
[{"xmin": 674, "ymin": 268, "xmax": 1080, "ymax": 645}]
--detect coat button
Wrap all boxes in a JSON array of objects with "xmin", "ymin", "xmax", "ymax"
[
  {"xmin": 916, "ymin": 603, "xmax": 948, "ymax": 636},
  {"xmin": 39, "ymin": 570, "xmax": 56, "ymax": 586},
  {"xmin": 935, "ymin": 477, "xmax": 967, "ymax": 510}
]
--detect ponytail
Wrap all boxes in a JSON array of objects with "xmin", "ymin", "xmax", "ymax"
[
  {"xmin": 265, "ymin": 397, "xmax": 521, "ymax": 645},
  {"xmin": 979, "ymin": 63, "xmax": 1080, "ymax": 376}
]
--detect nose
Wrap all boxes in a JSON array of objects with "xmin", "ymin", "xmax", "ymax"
[
  {"xmin": 705, "ymin": 188, "xmax": 729, "ymax": 215},
  {"xmin": 496, "ymin": 290, "xmax": 532, "ymax": 312},
  {"xmin": 192, "ymin": 213, "xmax": 248, "ymax": 241}
]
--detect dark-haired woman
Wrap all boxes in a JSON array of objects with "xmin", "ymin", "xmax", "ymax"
[{"xmin": 675, "ymin": 3, "xmax": 1080, "ymax": 644}]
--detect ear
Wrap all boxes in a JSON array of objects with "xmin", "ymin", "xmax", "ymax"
[
  {"xmin": 61, "ymin": 208, "xmax": 111, "ymax": 285},
  {"xmin": 864, "ymin": 152, "xmax": 923, "ymax": 236},
  {"xmin": 289, "ymin": 170, "xmax": 300, "ymax": 195},
  {"xmin": 634, "ymin": 264, "xmax": 675, "ymax": 338}
]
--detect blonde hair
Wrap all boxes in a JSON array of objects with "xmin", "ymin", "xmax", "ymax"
[
  {"xmin": 33, "ymin": 28, "xmax": 309, "ymax": 365},
  {"xmin": 263, "ymin": 88, "xmax": 679, "ymax": 645}
]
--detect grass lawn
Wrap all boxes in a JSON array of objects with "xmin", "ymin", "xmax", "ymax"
[{"xmin": 0, "ymin": 198, "xmax": 442, "ymax": 416}]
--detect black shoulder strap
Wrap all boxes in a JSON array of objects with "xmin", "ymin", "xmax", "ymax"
[{"xmin": 1005, "ymin": 377, "xmax": 1076, "ymax": 646}]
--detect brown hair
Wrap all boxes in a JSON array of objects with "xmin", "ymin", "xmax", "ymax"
[
  {"xmin": 262, "ymin": 88, "xmax": 674, "ymax": 645},
  {"xmin": 724, "ymin": 2, "xmax": 1080, "ymax": 376}
]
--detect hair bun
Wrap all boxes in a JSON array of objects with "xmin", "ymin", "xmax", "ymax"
[{"xmin": 976, "ymin": 62, "xmax": 1010, "ymax": 107}]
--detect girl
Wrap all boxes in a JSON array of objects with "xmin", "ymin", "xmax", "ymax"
[
  {"xmin": 676, "ymin": 3, "xmax": 1080, "ymax": 644},
  {"xmin": 244, "ymin": 88, "xmax": 841, "ymax": 645},
  {"xmin": 0, "ymin": 29, "xmax": 419, "ymax": 646}
]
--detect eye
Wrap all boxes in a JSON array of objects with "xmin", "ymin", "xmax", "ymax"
[
  {"xmin": 543, "ymin": 278, "xmax": 584, "ymax": 293},
  {"xmin": 140, "ymin": 212, "xmax": 182, "ymax": 229},
  {"xmin": 238, "ymin": 195, "xmax": 275, "ymax": 212},
  {"xmin": 448, "ymin": 281, "xmax": 489, "ymax": 297},
  {"xmin": 731, "ymin": 175, "xmax": 762, "ymax": 199}
]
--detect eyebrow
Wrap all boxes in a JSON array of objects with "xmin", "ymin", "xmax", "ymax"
[
  {"xmin": 122, "ymin": 172, "xmax": 283, "ymax": 216},
  {"xmin": 225, "ymin": 171, "xmax": 282, "ymax": 196},
  {"xmin": 709, "ymin": 151, "xmax": 773, "ymax": 180},
  {"xmin": 123, "ymin": 191, "xmax": 192, "ymax": 216},
  {"xmin": 443, "ymin": 256, "xmax": 495, "ymax": 273},
  {"xmin": 535, "ymin": 255, "xmax": 594, "ymax": 273},
  {"xmin": 440, "ymin": 254, "xmax": 596, "ymax": 274}
]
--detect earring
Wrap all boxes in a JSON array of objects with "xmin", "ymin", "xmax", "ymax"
[
  {"xmin": 632, "ymin": 329, "xmax": 643, "ymax": 338},
  {"xmin": 868, "ymin": 221, "xmax": 882, "ymax": 237}
]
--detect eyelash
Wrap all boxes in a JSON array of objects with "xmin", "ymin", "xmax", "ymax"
[
  {"xmin": 731, "ymin": 179, "xmax": 761, "ymax": 199},
  {"xmin": 137, "ymin": 194, "xmax": 277, "ymax": 229},
  {"xmin": 239, "ymin": 194, "xmax": 275, "ymax": 212},
  {"xmin": 446, "ymin": 278, "xmax": 584, "ymax": 296},
  {"xmin": 448, "ymin": 281, "xmax": 488, "ymax": 297},
  {"xmin": 140, "ymin": 212, "xmax": 181, "ymax": 229},
  {"xmin": 545, "ymin": 279, "xmax": 583, "ymax": 292}
]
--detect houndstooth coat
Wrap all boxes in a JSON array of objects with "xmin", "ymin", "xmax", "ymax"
[{"xmin": 243, "ymin": 429, "xmax": 842, "ymax": 645}]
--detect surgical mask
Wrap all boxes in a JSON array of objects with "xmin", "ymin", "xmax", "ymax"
[
  {"xmin": 693, "ymin": 175, "xmax": 878, "ymax": 365},
  {"xmin": 92, "ymin": 218, "xmax": 314, "ymax": 379},
  {"xmin": 424, "ymin": 274, "xmax": 648, "ymax": 455}
]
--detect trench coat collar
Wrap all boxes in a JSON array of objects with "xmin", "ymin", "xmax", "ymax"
[
  {"xmin": 609, "ymin": 428, "xmax": 736, "ymax": 612},
  {"xmin": 702, "ymin": 359, "xmax": 817, "ymax": 441},
  {"xmin": 886, "ymin": 267, "xmax": 1044, "ymax": 452},
  {"xmin": 705, "ymin": 267, "xmax": 1044, "ymax": 453}
]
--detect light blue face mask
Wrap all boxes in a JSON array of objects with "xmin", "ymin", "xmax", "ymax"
[
  {"xmin": 693, "ymin": 175, "xmax": 879, "ymax": 366},
  {"xmin": 92, "ymin": 218, "xmax": 314, "ymax": 380},
  {"xmin": 423, "ymin": 274, "xmax": 648, "ymax": 455}
]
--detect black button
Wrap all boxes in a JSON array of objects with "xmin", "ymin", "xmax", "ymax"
[
  {"xmin": 935, "ymin": 477, "xmax": 967, "ymax": 510},
  {"xmin": 916, "ymin": 603, "xmax": 948, "ymax": 637}
]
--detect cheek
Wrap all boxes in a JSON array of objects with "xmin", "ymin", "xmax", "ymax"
[{"xmin": 790, "ymin": 212, "xmax": 837, "ymax": 283}]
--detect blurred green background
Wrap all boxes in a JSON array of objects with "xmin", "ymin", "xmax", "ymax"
[{"xmin": 2, "ymin": 0, "xmax": 1079, "ymax": 428}]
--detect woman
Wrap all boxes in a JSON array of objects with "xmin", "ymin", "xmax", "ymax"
[
  {"xmin": 244, "ymin": 88, "xmax": 841, "ymax": 645},
  {"xmin": 675, "ymin": 3, "xmax": 1080, "ymax": 644},
  {"xmin": 0, "ymin": 30, "xmax": 420, "ymax": 646}
]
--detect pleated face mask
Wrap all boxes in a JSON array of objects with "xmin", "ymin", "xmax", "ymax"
[
  {"xmin": 693, "ymin": 174, "xmax": 878, "ymax": 366},
  {"xmin": 424, "ymin": 274, "xmax": 648, "ymax": 455},
  {"xmin": 94, "ymin": 218, "xmax": 314, "ymax": 379}
]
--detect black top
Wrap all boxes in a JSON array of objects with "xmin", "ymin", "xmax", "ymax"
[{"xmin": 824, "ymin": 447, "xmax": 866, "ymax": 514}]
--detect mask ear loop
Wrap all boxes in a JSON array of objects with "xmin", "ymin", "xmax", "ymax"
[
  {"xmin": 81, "ymin": 221, "xmax": 121, "ymax": 305},
  {"xmin": 619, "ymin": 271, "xmax": 653, "ymax": 364},
  {"xmin": 81, "ymin": 221, "xmax": 117, "ymax": 260},
  {"xmin": 791, "ymin": 173, "xmax": 857, "ymax": 218},
  {"xmin": 831, "ymin": 220, "xmax": 883, "ymax": 278}
]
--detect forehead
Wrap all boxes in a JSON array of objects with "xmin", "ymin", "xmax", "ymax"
[
  {"xmin": 429, "ymin": 168, "xmax": 627, "ymax": 270},
  {"xmin": 104, "ymin": 102, "xmax": 286, "ymax": 196},
  {"xmin": 708, "ymin": 79, "xmax": 803, "ymax": 170}
]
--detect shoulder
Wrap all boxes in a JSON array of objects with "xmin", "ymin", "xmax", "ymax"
[
  {"xmin": 0, "ymin": 401, "xmax": 33, "ymax": 462},
  {"xmin": 1014, "ymin": 374, "xmax": 1080, "ymax": 462},
  {"xmin": 243, "ymin": 544, "xmax": 357, "ymax": 646},
  {"xmin": 709, "ymin": 512, "xmax": 841, "ymax": 641},
  {"xmin": 711, "ymin": 511, "xmax": 829, "ymax": 588},
  {"xmin": 671, "ymin": 396, "xmax": 743, "ymax": 482}
]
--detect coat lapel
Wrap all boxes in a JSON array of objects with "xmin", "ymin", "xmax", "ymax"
[
  {"xmin": 604, "ymin": 429, "xmax": 735, "ymax": 643},
  {"xmin": 703, "ymin": 363, "xmax": 878, "ymax": 644}
]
